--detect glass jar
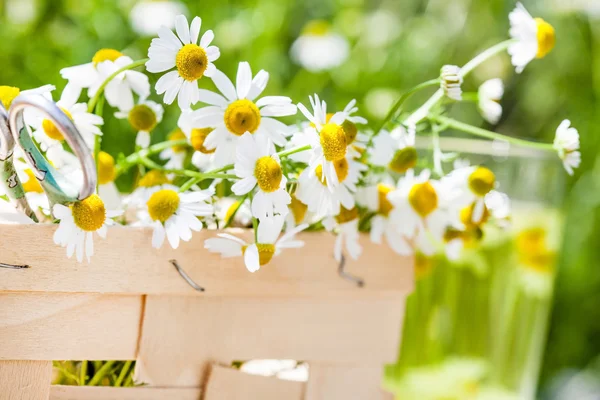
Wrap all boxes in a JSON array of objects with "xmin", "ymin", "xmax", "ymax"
[{"xmin": 385, "ymin": 137, "xmax": 565, "ymax": 400}]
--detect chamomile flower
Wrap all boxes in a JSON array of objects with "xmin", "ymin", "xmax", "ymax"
[
  {"xmin": 370, "ymin": 124, "xmax": 417, "ymax": 174},
  {"xmin": 146, "ymin": 15, "xmax": 220, "ymax": 109},
  {"xmin": 140, "ymin": 187, "xmax": 214, "ymax": 249},
  {"xmin": 178, "ymin": 109, "xmax": 216, "ymax": 170},
  {"xmin": 553, "ymin": 119, "xmax": 580, "ymax": 175},
  {"xmin": 290, "ymin": 20, "xmax": 349, "ymax": 73},
  {"xmin": 478, "ymin": 79, "xmax": 504, "ymax": 124},
  {"xmin": 323, "ymin": 206, "xmax": 362, "ymax": 262},
  {"xmin": 126, "ymin": 170, "xmax": 172, "ymax": 207},
  {"xmin": 508, "ymin": 3, "xmax": 555, "ymax": 73},
  {"xmin": 295, "ymin": 156, "xmax": 366, "ymax": 218},
  {"xmin": 356, "ymin": 183, "xmax": 412, "ymax": 255},
  {"xmin": 297, "ymin": 94, "xmax": 349, "ymax": 190},
  {"xmin": 515, "ymin": 226, "xmax": 556, "ymax": 298},
  {"xmin": 440, "ymin": 65, "xmax": 463, "ymax": 101},
  {"xmin": 444, "ymin": 165, "xmax": 507, "ymax": 226},
  {"xmin": 204, "ymin": 215, "xmax": 308, "ymax": 272},
  {"xmin": 0, "ymin": 84, "xmax": 55, "ymax": 109},
  {"xmin": 53, "ymin": 194, "xmax": 122, "ymax": 263},
  {"xmin": 159, "ymin": 128, "xmax": 189, "ymax": 170},
  {"xmin": 60, "ymin": 49, "xmax": 150, "ymax": 111},
  {"xmin": 285, "ymin": 194, "xmax": 310, "ymax": 230},
  {"xmin": 115, "ymin": 99, "xmax": 163, "ymax": 148},
  {"xmin": 388, "ymin": 169, "xmax": 452, "ymax": 252},
  {"xmin": 231, "ymin": 132, "xmax": 291, "ymax": 220},
  {"xmin": 27, "ymin": 88, "xmax": 103, "ymax": 157},
  {"xmin": 190, "ymin": 61, "xmax": 296, "ymax": 167}
]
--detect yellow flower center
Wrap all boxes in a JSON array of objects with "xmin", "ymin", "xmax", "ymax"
[
  {"xmin": 243, "ymin": 243, "xmax": 276, "ymax": 266},
  {"xmin": 342, "ymin": 120, "xmax": 358, "ymax": 144},
  {"xmin": 22, "ymin": 169, "xmax": 43, "ymax": 193},
  {"xmin": 320, "ymin": 123, "xmax": 347, "ymax": 162},
  {"xmin": 516, "ymin": 227, "xmax": 555, "ymax": 273},
  {"xmin": 335, "ymin": 206, "xmax": 359, "ymax": 224},
  {"xmin": 224, "ymin": 99, "xmax": 261, "ymax": 136},
  {"xmin": 71, "ymin": 194, "xmax": 106, "ymax": 232},
  {"xmin": 535, "ymin": 18, "xmax": 555, "ymax": 59},
  {"xmin": 377, "ymin": 184, "xmax": 394, "ymax": 216},
  {"xmin": 302, "ymin": 20, "xmax": 330, "ymax": 36},
  {"xmin": 147, "ymin": 189, "xmax": 180, "ymax": 223},
  {"xmin": 0, "ymin": 86, "xmax": 20, "ymax": 108},
  {"xmin": 315, "ymin": 158, "xmax": 349, "ymax": 186},
  {"xmin": 408, "ymin": 181, "xmax": 438, "ymax": 217},
  {"xmin": 138, "ymin": 170, "xmax": 170, "ymax": 188},
  {"xmin": 415, "ymin": 252, "xmax": 434, "ymax": 280},
  {"xmin": 169, "ymin": 129, "xmax": 189, "ymax": 153},
  {"xmin": 460, "ymin": 202, "xmax": 490, "ymax": 228},
  {"xmin": 128, "ymin": 104, "xmax": 157, "ymax": 132},
  {"xmin": 468, "ymin": 167, "xmax": 495, "ymax": 197},
  {"xmin": 176, "ymin": 44, "xmax": 208, "ymax": 81},
  {"xmin": 92, "ymin": 48, "xmax": 123, "ymax": 65},
  {"xmin": 97, "ymin": 151, "xmax": 116, "ymax": 185},
  {"xmin": 254, "ymin": 156, "xmax": 282, "ymax": 193},
  {"xmin": 42, "ymin": 108, "xmax": 73, "ymax": 141},
  {"xmin": 389, "ymin": 147, "xmax": 418, "ymax": 174},
  {"xmin": 290, "ymin": 195, "xmax": 308, "ymax": 225},
  {"xmin": 191, "ymin": 127, "xmax": 216, "ymax": 154},
  {"xmin": 257, "ymin": 243, "xmax": 276, "ymax": 266}
]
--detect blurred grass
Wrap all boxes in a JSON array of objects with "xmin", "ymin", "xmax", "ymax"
[{"xmin": 1, "ymin": 0, "xmax": 600, "ymax": 394}]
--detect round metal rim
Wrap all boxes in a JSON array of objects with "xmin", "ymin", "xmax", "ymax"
[{"xmin": 8, "ymin": 94, "xmax": 97, "ymax": 200}]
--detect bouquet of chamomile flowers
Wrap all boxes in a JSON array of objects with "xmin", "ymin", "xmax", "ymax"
[{"xmin": 0, "ymin": 4, "xmax": 579, "ymax": 273}]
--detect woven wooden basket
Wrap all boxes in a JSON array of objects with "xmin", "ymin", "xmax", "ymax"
[{"xmin": 0, "ymin": 224, "xmax": 412, "ymax": 399}]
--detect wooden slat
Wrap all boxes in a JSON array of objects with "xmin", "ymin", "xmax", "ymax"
[
  {"xmin": 305, "ymin": 364, "xmax": 393, "ymax": 400},
  {"xmin": 136, "ymin": 295, "xmax": 406, "ymax": 386},
  {"xmin": 0, "ymin": 361, "xmax": 52, "ymax": 400},
  {"xmin": 0, "ymin": 293, "xmax": 142, "ymax": 360},
  {"xmin": 0, "ymin": 225, "xmax": 413, "ymax": 297},
  {"xmin": 203, "ymin": 365, "xmax": 305, "ymax": 399},
  {"xmin": 49, "ymin": 386, "xmax": 201, "ymax": 400}
]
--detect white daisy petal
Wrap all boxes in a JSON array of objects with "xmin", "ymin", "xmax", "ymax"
[
  {"xmin": 211, "ymin": 69, "xmax": 237, "ymax": 101},
  {"xmin": 244, "ymin": 244, "xmax": 261, "ymax": 273},
  {"xmin": 236, "ymin": 61, "xmax": 253, "ymax": 99}
]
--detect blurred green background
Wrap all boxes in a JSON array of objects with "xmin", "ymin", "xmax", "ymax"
[{"xmin": 1, "ymin": 0, "xmax": 599, "ymax": 396}]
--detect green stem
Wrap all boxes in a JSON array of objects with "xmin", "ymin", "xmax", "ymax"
[
  {"xmin": 79, "ymin": 360, "xmax": 88, "ymax": 386},
  {"xmin": 124, "ymin": 373, "xmax": 134, "ymax": 386},
  {"xmin": 252, "ymin": 216, "xmax": 258, "ymax": 241},
  {"xmin": 461, "ymin": 92, "xmax": 479, "ymax": 103},
  {"xmin": 54, "ymin": 363, "xmax": 81, "ymax": 385},
  {"xmin": 116, "ymin": 139, "xmax": 188, "ymax": 176},
  {"xmin": 430, "ymin": 115, "xmax": 554, "ymax": 151},
  {"xmin": 87, "ymin": 360, "xmax": 116, "ymax": 386},
  {"xmin": 405, "ymin": 39, "xmax": 516, "ymax": 125},
  {"xmin": 87, "ymin": 58, "xmax": 149, "ymax": 113},
  {"xmin": 275, "ymin": 144, "xmax": 311, "ymax": 158},
  {"xmin": 376, "ymin": 79, "xmax": 440, "ymax": 134},
  {"xmin": 114, "ymin": 361, "xmax": 132, "ymax": 387}
]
